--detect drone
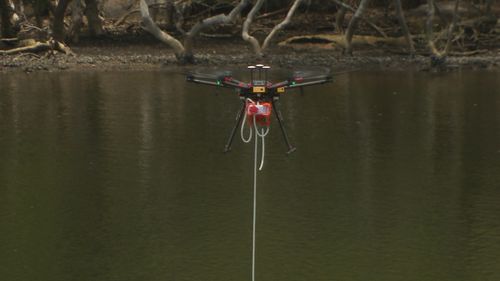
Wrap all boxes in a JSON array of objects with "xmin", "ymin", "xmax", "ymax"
[{"xmin": 187, "ymin": 64, "xmax": 332, "ymax": 154}]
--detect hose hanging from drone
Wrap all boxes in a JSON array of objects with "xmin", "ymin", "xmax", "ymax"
[
  {"xmin": 239, "ymin": 98, "xmax": 271, "ymax": 281},
  {"xmin": 240, "ymin": 99, "xmax": 271, "ymax": 171}
]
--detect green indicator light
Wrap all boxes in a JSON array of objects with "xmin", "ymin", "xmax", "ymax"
[
  {"xmin": 291, "ymin": 81, "xmax": 296, "ymax": 86},
  {"xmin": 216, "ymin": 80, "xmax": 221, "ymax": 85}
]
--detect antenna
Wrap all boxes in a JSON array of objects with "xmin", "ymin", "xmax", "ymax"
[
  {"xmin": 263, "ymin": 66, "xmax": 270, "ymax": 84},
  {"xmin": 248, "ymin": 65, "xmax": 256, "ymax": 84},
  {"xmin": 256, "ymin": 64, "xmax": 264, "ymax": 80}
]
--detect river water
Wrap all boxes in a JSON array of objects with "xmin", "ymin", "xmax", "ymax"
[{"xmin": 1, "ymin": 70, "xmax": 500, "ymax": 281}]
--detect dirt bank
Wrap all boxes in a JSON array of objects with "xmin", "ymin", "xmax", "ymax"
[{"xmin": 1, "ymin": 37, "xmax": 499, "ymax": 73}]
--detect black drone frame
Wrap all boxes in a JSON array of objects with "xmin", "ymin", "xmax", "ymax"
[{"xmin": 187, "ymin": 65, "xmax": 332, "ymax": 154}]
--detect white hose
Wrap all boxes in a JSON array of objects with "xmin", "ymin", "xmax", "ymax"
[
  {"xmin": 240, "ymin": 109, "xmax": 253, "ymax": 143},
  {"xmin": 252, "ymin": 116, "xmax": 257, "ymax": 281},
  {"xmin": 253, "ymin": 122, "xmax": 269, "ymax": 171},
  {"xmin": 240, "ymin": 99, "xmax": 269, "ymax": 171},
  {"xmin": 258, "ymin": 128, "xmax": 266, "ymax": 171}
]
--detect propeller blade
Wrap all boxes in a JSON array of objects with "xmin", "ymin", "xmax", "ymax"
[
  {"xmin": 189, "ymin": 68, "xmax": 233, "ymax": 79},
  {"xmin": 290, "ymin": 66, "xmax": 331, "ymax": 80}
]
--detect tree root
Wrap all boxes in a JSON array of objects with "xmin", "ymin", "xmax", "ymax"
[{"xmin": 0, "ymin": 39, "xmax": 73, "ymax": 56}]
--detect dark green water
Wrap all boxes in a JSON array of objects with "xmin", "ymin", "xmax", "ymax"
[{"xmin": 1, "ymin": 70, "xmax": 500, "ymax": 281}]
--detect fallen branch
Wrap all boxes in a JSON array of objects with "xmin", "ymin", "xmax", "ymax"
[
  {"xmin": 13, "ymin": 52, "xmax": 41, "ymax": 60},
  {"xmin": 54, "ymin": 40, "xmax": 74, "ymax": 55},
  {"xmin": 0, "ymin": 39, "xmax": 73, "ymax": 55},
  {"xmin": 0, "ymin": 37, "xmax": 19, "ymax": 44},
  {"xmin": 279, "ymin": 34, "xmax": 408, "ymax": 49},
  {"xmin": 0, "ymin": 41, "xmax": 51, "ymax": 55},
  {"xmin": 0, "ymin": 42, "xmax": 52, "ymax": 55}
]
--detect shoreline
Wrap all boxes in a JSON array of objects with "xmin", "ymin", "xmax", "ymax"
[{"xmin": 1, "ymin": 43, "xmax": 499, "ymax": 73}]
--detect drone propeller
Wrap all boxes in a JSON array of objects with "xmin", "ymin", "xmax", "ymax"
[
  {"xmin": 290, "ymin": 66, "xmax": 331, "ymax": 81},
  {"xmin": 189, "ymin": 68, "xmax": 233, "ymax": 79},
  {"xmin": 187, "ymin": 67, "xmax": 252, "ymax": 89}
]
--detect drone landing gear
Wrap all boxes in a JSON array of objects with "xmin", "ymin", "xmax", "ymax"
[
  {"xmin": 224, "ymin": 99, "xmax": 296, "ymax": 154},
  {"xmin": 224, "ymin": 101, "xmax": 246, "ymax": 153},
  {"xmin": 272, "ymin": 99, "xmax": 296, "ymax": 154}
]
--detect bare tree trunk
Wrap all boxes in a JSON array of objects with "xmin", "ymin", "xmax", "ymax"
[
  {"xmin": 174, "ymin": 2, "xmax": 186, "ymax": 35},
  {"xmin": 332, "ymin": 0, "xmax": 386, "ymax": 38},
  {"xmin": 344, "ymin": 0, "xmax": 371, "ymax": 55},
  {"xmin": 425, "ymin": 0, "xmax": 439, "ymax": 56},
  {"xmin": 69, "ymin": 0, "xmax": 84, "ymax": 42},
  {"xmin": 393, "ymin": 0, "xmax": 415, "ymax": 55},
  {"xmin": 432, "ymin": 1, "xmax": 448, "ymax": 27},
  {"xmin": 0, "ymin": 0, "xmax": 14, "ymax": 37},
  {"xmin": 139, "ymin": 0, "xmax": 186, "ymax": 60},
  {"xmin": 242, "ymin": 0, "xmax": 265, "ymax": 57},
  {"xmin": 33, "ymin": 0, "xmax": 48, "ymax": 27},
  {"xmin": 335, "ymin": 5, "xmax": 347, "ymax": 33},
  {"xmin": 262, "ymin": 0, "xmax": 303, "ymax": 51},
  {"xmin": 84, "ymin": 0, "xmax": 103, "ymax": 36},
  {"xmin": 140, "ymin": 0, "xmax": 249, "ymax": 63},
  {"xmin": 426, "ymin": 0, "xmax": 459, "ymax": 64},
  {"xmin": 53, "ymin": 0, "xmax": 72, "ymax": 41},
  {"xmin": 32, "ymin": 0, "xmax": 52, "ymax": 27},
  {"xmin": 444, "ymin": 0, "xmax": 460, "ymax": 54},
  {"xmin": 184, "ymin": 0, "xmax": 250, "ymax": 58},
  {"xmin": 485, "ymin": 0, "xmax": 493, "ymax": 14}
]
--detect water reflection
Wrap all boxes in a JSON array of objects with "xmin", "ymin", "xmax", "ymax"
[{"xmin": 0, "ymin": 70, "xmax": 499, "ymax": 281}]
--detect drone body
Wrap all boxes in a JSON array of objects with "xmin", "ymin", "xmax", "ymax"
[{"xmin": 187, "ymin": 64, "xmax": 332, "ymax": 154}]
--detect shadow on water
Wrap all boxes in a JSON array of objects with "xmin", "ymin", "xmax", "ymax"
[{"xmin": 0, "ymin": 70, "xmax": 499, "ymax": 281}]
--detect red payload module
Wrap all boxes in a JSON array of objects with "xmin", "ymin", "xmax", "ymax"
[{"xmin": 246, "ymin": 101, "xmax": 272, "ymax": 127}]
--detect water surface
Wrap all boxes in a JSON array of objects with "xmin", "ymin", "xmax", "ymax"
[{"xmin": 1, "ymin": 70, "xmax": 500, "ymax": 281}]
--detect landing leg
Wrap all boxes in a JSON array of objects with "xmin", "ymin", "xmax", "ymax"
[
  {"xmin": 224, "ymin": 101, "xmax": 246, "ymax": 153},
  {"xmin": 272, "ymin": 98, "xmax": 296, "ymax": 154}
]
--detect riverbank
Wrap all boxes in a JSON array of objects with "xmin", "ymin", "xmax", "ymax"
[{"xmin": 1, "ymin": 38, "xmax": 499, "ymax": 73}]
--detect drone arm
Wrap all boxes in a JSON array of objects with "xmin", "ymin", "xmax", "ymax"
[
  {"xmin": 186, "ymin": 75, "xmax": 226, "ymax": 87},
  {"xmin": 187, "ymin": 74, "xmax": 251, "ymax": 90},
  {"xmin": 269, "ymin": 75, "xmax": 332, "ymax": 90},
  {"xmin": 268, "ymin": 80, "xmax": 290, "ymax": 89},
  {"xmin": 286, "ymin": 75, "xmax": 332, "ymax": 89},
  {"xmin": 221, "ymin": 78, "xmax": 250, "ymax": 90},
  {"xmin": 288, "ymin": 79, "xmax": 330, "ymax": 88}
]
